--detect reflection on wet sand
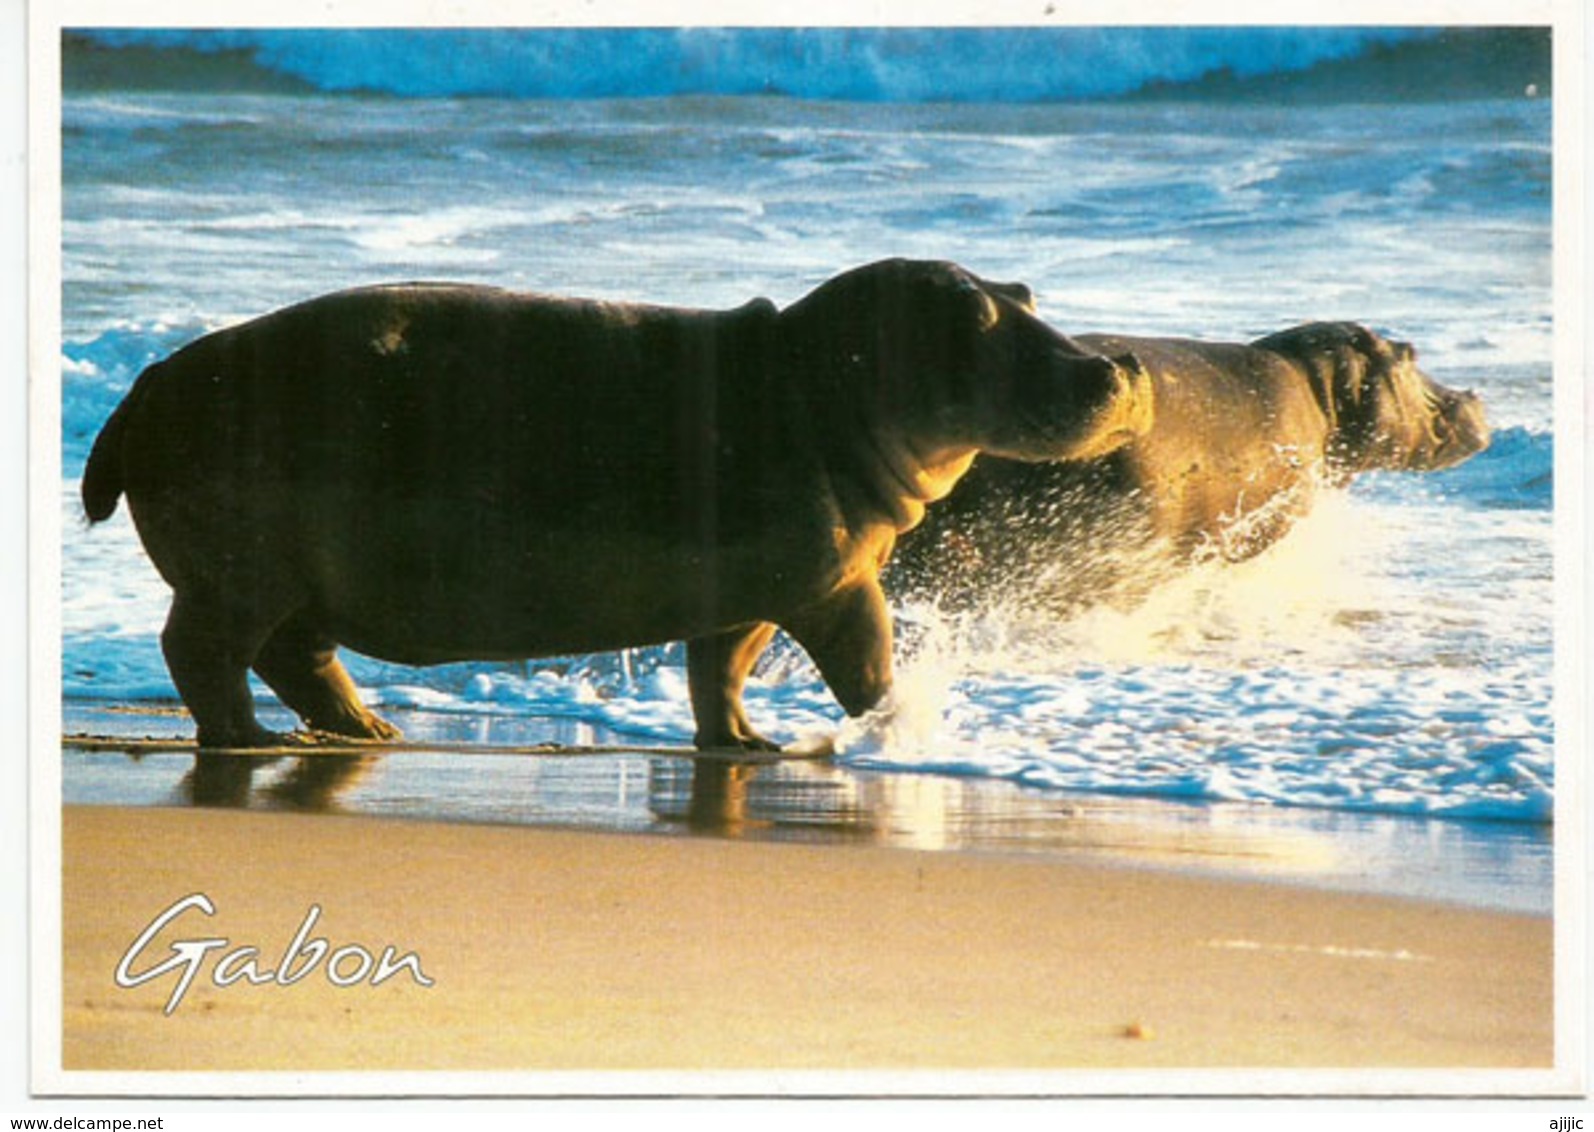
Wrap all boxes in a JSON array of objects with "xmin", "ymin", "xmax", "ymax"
[
  {"xmin": 64, "ymin": 704, "xmax": 1551, "ymax": 913},
  {"xmin": 180, "ymin": 752, "xmax": 382, "ymax": 811},
  {"xmin": 679, "ymin": 761, "xmax": 756, "ymax": 835},
  {"xmin": 653, "ymin": 759, "xmax": 875, "ymax": 840},
  {"xmin": 171, "ymin": 747, "xmax": 867, "ymax": 840}
]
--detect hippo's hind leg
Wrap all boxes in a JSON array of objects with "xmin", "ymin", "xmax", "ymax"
[
  {"xmin": 251, "ymin": 609, "xmax": 401, "ymax": 742},
  {"xmin": 687, "ymin": 622, "xmax": 780, "ymax": 751},
  {"xmin": 160, "ymin": 589, "xmax": 293, "ymax": 749}
]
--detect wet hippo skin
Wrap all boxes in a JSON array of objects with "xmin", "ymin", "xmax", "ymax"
[
  {"xmin": 82, "ymin": 259, "xmax": 1152, "ymax": 750},
  {"xmin": 892, "ymin": 322, "xmax": 1490, "ymax": 613}
]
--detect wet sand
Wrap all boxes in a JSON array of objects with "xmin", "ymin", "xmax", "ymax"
[
  {"xmin": 60, "ymin": 704, "xmax": 1556, "ymax": 914},
  {"xmin": 58, "ymin": 802, "xmax": 1554, "ymax": 1081}
]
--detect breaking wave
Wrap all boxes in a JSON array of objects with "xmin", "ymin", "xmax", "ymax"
[{"xmin": 60, "ymin": 26, "xmax": 1516, "ymax": 103}]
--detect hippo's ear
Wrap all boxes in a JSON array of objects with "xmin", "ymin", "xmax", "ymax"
[
  {"xmin": 961, "ymin": 275, "xmax": 1040, "ymax": 330},
  {"xmin": 985, "ymin": 280, "xmax": 1037, "ymax": 314}
]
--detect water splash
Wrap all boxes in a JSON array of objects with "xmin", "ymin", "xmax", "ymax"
[{"xmin": 829, "ymin": 489, "xmax": 1551, "ymax": 824}]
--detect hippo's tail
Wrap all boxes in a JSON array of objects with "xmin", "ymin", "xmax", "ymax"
[{"xmin": 81, "ymin": 394, "xmax": 132, "ymax": 524}]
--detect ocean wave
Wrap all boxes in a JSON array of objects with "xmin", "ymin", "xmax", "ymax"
[
  {"xmin": 1350, "ymin": 425, "xmax": 1552, "ymax": 512},
  {"xmin": 61, "ymin": 320, "xmax": 210, "ymax": 477},
  {"xmin": 65, "ymin": 27, "xmax": 1458, "ymax": 104},
  {"xmin": 1429, "ymin": 425, "xmax": 1553, "ymax": 510},
  {"xmin": 58, "ymin": 624, "xmax": 1554, "ymax": 826}
]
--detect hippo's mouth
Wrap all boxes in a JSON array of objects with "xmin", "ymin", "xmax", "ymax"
[
  {"xmin": 1420, "ymin": 389, "xmax": 1491, "ymax": 470},
  {"xmin": 977, "ymin": 351, "xmax": 1153, "ymax": 464},
  {"xmin": 1041, "ymin": 352, "xmax": 1155, "ymax": 463}
]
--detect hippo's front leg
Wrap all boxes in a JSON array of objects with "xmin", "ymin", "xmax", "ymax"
[{"xmin": 781, "ymin": 578, "xmax": 894, "ymax": 718}]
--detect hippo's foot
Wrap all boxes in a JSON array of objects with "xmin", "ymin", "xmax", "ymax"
[
  {"xmin": 693, "ymin": 721, "xmax": 783, "ymax": 754},
  {"xmin": 249, "ymin": 614, "xmax": 402, "ymax": 745},
  {"xmin": 303, "ymin": 709, "xmax": 403, "ymax": 744},
  {"xmin": 194, "ymin": 721, "xmax": 314, "ymax": 751},
  {"xmin": 361, "ymin": 713, "xmax": 403, "ymax": 742}
]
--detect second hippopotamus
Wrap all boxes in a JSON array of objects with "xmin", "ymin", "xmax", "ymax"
[{"xmin": 892, "ymin": 321, "xmax": 1490, "ymax": 611}]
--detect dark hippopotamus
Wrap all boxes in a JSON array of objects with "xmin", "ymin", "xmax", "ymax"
[
  {"xmin": 81, "ymin": 258, "xmax": 1152, "ymax": 750},
  {"xmin": 890, "ymin": 321, "xmax": 1490, "ymax": 612}
]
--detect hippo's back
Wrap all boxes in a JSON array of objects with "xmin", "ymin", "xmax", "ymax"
[{"xmin": 99, "ymin": 283, "xmax": 783, "ymax": 528}]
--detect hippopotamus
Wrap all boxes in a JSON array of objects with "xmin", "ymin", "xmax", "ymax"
[
  {"xmin": 890, "ymin": 321, "xmax": 1490, "ymax": 612},
  {"xmin": 81, "ymin": 258, "xmax": 1152, "ymax": 750}
]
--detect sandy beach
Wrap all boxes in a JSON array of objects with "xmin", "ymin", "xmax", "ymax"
[{"xmin": 58, "ymin": 802, "xmax": 1553, "ymax": 1078}]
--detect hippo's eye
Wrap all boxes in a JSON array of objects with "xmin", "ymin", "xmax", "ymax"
[
  {"xmin": 949, "ymin": 273, "xmax": 1002, "ymax": 333},
  {"xmin": 971, "ymin": 290, "xmax": 1001, "ymax": 333}
]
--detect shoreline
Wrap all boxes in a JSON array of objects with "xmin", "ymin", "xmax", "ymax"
[
  {"xmin": 59, "ymin": 702, "xmax": 1555, "ymax": 915},
  {"xmin": 56, "ymin": 802, "xmax": 1555, "ymax": 1079}
]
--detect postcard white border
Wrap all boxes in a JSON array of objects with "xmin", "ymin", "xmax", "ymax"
[{"xmin": 23, "ymin": 0, "xmax": 1589, "ymax": 1102}]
